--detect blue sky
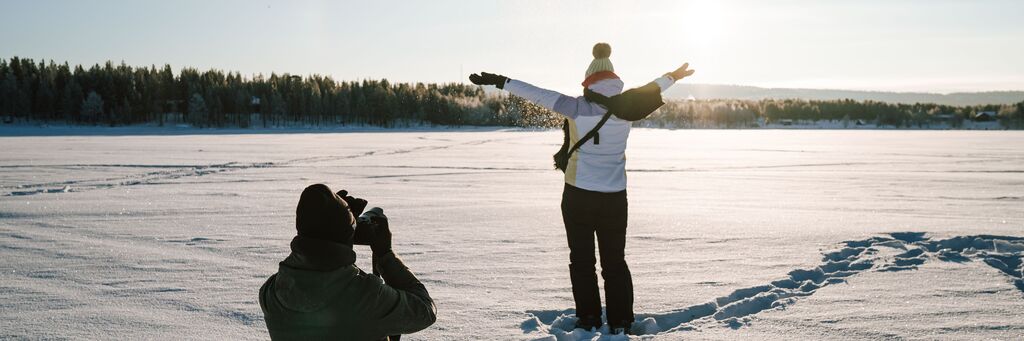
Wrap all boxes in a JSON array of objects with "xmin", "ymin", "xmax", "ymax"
[{"xmin": 1, "ymin": 0, "xmax": 1021, "ymax": 94}]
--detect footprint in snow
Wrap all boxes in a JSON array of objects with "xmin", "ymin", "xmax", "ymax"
[{"xmin": 522, "ymin": 232, "xmax": 1024, "ymax": 339}]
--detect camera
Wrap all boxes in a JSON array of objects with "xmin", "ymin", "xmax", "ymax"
[{"xmin": 352, "ymin": 207, "xmax": 386, "ymax": 245}]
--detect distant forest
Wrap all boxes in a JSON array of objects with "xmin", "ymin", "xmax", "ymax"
[{"xmin": 2, "ymin": 57, "xmax": 1022, "ymax": 129}]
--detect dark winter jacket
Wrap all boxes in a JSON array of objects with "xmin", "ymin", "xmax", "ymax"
[{"xmin": 259, "ymin": 236, "xmax": 436, "ymax": 341}]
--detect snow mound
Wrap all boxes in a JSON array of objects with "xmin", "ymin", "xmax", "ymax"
[
  {"xmin": 520, "ymin": 309, "xmax": 634, "ymax": 341},
  {"xmin": 522, "ymin": 233, "xmax": 1024, "ymax": 339}
]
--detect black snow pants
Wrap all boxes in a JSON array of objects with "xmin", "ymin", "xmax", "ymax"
[{"xmin": 561, "ymin": 183, "xmax": 634, "ymax": 326}]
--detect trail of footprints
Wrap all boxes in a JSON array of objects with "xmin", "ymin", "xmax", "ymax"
[{"xmin": 524, "ymin": 232, "xmax": 1024, "ymax": 338}]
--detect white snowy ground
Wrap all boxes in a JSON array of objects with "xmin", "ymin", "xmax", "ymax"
[{"xmin": 1, "ymin": 127, "xmax": 1023, "ymax": 340}]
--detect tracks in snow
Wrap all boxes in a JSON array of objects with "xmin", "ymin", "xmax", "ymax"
[
  {"xmin": 522, "ymin": 232, "xmax": 1024, "ymax": 339},
  {"xmin": 3, "ymin": 162, "xmax": 273, "ymax": 196},
  {"xmin": 2, "ymin": 137, "xmax": 504, "ymax": 196}
]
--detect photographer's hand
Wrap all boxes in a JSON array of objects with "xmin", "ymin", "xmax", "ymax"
[
  {"xmin": 371, "ymin": 218, "xmax": 392, "ymax": 255},
  {"xmin": 336, "ymin": 190, "xmax": 368, "ymax": 217}
]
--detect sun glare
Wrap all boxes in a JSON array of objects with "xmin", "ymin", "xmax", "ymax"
[{"xmin": 678, "ymin": 1, "xmax": 730, "ymax": 49}]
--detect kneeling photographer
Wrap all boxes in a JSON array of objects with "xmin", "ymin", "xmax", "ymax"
[{"xmin": 259, "ymin": 184, "xmax": 436, "ymax": 341}]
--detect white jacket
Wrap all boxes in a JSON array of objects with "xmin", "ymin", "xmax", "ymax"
[{"xmin": 504, "ymin": 75, "xmax": 676, "ymax": 192}]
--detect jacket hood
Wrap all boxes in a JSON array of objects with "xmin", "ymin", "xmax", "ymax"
[
  {"xmin": 588, "ymin": 78, "xmax": 624, "ymax": 98},
  {"xmin": 273, "ymin": 236, "xmax": 359, "ymax": 312}
]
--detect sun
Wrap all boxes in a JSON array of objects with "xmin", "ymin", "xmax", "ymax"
[{"xmin": 678, "ymin": 0, "xmax": 730, "ymax": 49}]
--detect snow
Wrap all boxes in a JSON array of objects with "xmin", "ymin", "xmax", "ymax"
[
  {"xmin": 1, "ymin": 128, "xmax": 1023, "ymax": 340},
  {"xmin": 522, "ymin": 233, "xmax": 1024, "ymax": 339}
]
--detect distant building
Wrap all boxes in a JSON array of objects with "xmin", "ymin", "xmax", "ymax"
[
  {"xmin": 932, "ymin": 113, "xmax": 957, "ymax": 125},
  {"xmin": 974, "ymin": 111, "xmax": 997, "ymax": 121}
]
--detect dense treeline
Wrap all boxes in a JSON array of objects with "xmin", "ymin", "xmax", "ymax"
[
  {"xmin": 0, "ymin": 57, "xmax": 558, "ymax": 128},
  {"xmin": 645, "ymin": 98, "xmax": 1024, "ymax": 128},
  {"xmin": 1, "ymin": 57, "xmax": 1022, "ymax": 129}
]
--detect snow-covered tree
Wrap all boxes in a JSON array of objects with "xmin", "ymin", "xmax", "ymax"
[
  {"xmin": 188, "ymin": 93, "xmax": 208, "ymax": 126},
  {"xmin": 81, "ymin": 91, "xmax": 104, "ymax": 123}
]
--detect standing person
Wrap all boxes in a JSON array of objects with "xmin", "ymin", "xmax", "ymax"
[
  {"xmin": 469, "ymin": 43, "xmax": 695, "ymax": 334},
  {"xmin": 259, "ymin": 184, "xmax": 436, "ymax": 340}
]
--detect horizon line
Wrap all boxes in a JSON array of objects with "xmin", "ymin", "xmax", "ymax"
[{"xmin": 4, "ymin": 55, "xmax": 1022, "ymax": 96}]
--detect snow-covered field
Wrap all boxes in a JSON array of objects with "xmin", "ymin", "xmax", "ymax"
[{"xmin": 1, "ymin": 128, "xmax": 1023, "ymax": 340}]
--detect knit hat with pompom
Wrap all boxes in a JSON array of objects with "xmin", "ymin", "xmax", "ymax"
[{"xmin": 585, "ymin": 43, "xmax": 614, "ymax": 78}]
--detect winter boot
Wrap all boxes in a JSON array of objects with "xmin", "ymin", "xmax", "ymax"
[
  {"xmin": 610, "ymin": 321, "xmax": 632, "ymax": 335},
  {"xmin": 574, "ymin": 315, "xmax": 602, "ymax": 331}
]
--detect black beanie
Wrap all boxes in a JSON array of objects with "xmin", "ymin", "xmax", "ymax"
[{"xmin": 295, "ymin": 184, "xmax": 355, "ymax": 244}]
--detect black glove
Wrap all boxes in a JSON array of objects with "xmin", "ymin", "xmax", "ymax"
[
  {"xmin": 469, "ymin": 72, "xmax": 508, "ymax": 89},
  {"xmin": 336, "ymin": 190, "xmax": 368, "ymax": 217},
  {"xmin": 370, "ymin": 217, "xmax": 392, "ymax": 255}
]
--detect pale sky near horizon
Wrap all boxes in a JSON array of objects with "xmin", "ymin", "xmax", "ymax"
[{"xmin": 1, "ymin": 0, "xmax": 1022, "ymax": 94}]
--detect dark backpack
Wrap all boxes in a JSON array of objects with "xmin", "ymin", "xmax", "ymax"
[
  {"xmin": 553, "ymin": 81, "xmax": 665, "ymax": 172},
  {"xmin": 583, "ymin": 81, "xmax": 665, "ymax": 122}
]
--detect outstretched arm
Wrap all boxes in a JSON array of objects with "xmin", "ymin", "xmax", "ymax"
[
  {"xmin": 504, "ymin": 79, "xmax": 584, "ymax": 119},
  {"xmin": 469, "ymin": 63, "xmax": 693, "ymax": 118},
  {"xmin": 470, "ymin": 72, "xmax": 582, "ymax": 119},
  {"xmin": 652, "ymin": 63, "xmax": 696, "ymax": 92}
]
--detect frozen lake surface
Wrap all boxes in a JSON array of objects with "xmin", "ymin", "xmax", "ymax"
[{"xmin": 2, "ymin": 128, "xmax": 1023, "ymax": 340}]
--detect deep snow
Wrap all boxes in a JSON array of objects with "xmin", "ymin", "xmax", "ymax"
[{"xmin": 1, "ymin": 128, "xmax": 1023, "ymax": 340}]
